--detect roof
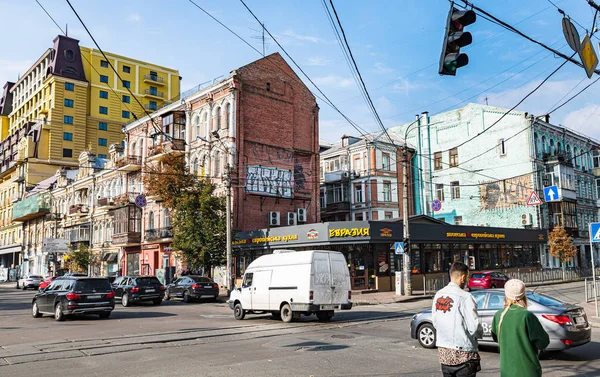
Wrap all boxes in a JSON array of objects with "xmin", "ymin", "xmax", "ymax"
[
  {"xmin": 25, "ymin": 175, "xmax": 57, "ymax": 197},
  {"xmin": 321, "ymin": 129, "xmax": 413, "ymax": 157}
]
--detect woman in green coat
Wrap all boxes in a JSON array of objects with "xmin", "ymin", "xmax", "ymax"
[{"xmin": 491, "ymin": 279, "xmax": 550, "ymax": 377}]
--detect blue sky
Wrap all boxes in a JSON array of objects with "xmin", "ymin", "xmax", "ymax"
[{"xmin": 2, "ymin": 0, "xmax": 600, "ymax": 142}]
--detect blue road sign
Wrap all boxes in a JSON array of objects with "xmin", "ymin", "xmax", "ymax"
[
  {"xmin": 543, "ymin": 186, "xmax": 560, "ymax": 202},
  {"xmin": 591, "ymin": 222, "xmax": 600, "ymax": 243},
  {"xmin": 432, "ymin": 199, "xmax": 442, "ymax": 212},
  {"xmin": 135, "ymin": 194, "xmax": 147, "ymax": 208},
  {"xmin": 394, "ymin": 242, "xmax": 405, "ymax": 255}
]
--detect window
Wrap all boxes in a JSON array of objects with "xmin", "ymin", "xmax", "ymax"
[
  {"xmin": 353, "ymin": 155, "xmax": 362, "ymax": 171},
  {"xmin": 122, "ymin": 95, "xmax": 130, "ymax": 103},
  {"xmin": 449, "ymin": 148, "xmax": 458, "ymax": 167},
  {"xmin": 98, "ymin": 138, "xmax": 107, "ymax": 147},
  {"xmin": 123, "ymin": 65, "xmax": 131, "ymax": 73},
  {"xmin": 98, "ymin": 154, "xmax": 107, "ymax": 159},
  {"xmin": 65, "ymin": 82, "xmax": 74, "ymax": 91},
  {"xmin": 63, "ymin": 115, "xmax": 73, "ymax": 124},
  {"xmin": 382, "ymin": 153, "xmax": 391, "ymax": 170},
  {"xmin": 384, "ymin": 211, "xmax": 393, "ymax": 219},
  {"xmin": 382, "ymin": 182, "xmax": 392, "ymax": 202},
  {"xmin": 434, "ymin": 152, "xmax": 442, "ymax": 170},
  {"xmin": 99, "ymin": 90, "xmax": 108, "ymax": 99},
  {"xmin": 122, "ymin": 110, "xmax": 130, "ymax": 119},
  {"xmin": 64, "ymin": 99, "xmax": 74, "ymax": 107},
  {"xmin": 454, "ymin": 216, "xmax": 463, "ymax": 225},
  {"xmin": 99, "ymin": 106, "xmax": 108, "ymax": 115},
  {"xmin": 122, "ymin": 80, "xmax": 131, "ymax": 89},
  {"xmin": 499, "ymin": 139, "xmax": 506, "ymax": 156},
  {"xmin": 436, "ymin": 184, "xmax": 444, "ymax": 201},
  {"xmin": 100, "ymin": 60, "xmax": 109, "ymax": 68},
  {"xmin": 487, "ymin": 293, "xmax": 505, "ymax": 310},
  {"xmin": 100, "ymin": 75, "xmax": 109, "ymax": 83},
  {"xmin": 148, "ymin": 211, "xmax": 155, "ymax": 230},
  {"xmin": 63, "ymin": 148, "xmax": 73, "ymax": 158},
  {"xmin": 149, "ymin": 71, "xmax": 157, "ymax": 80},
  {"xmin": 65, "ymin": 49, "xmax": 74, "ymax": 61},
  {"xmin": 355, "ymin": 185, "xmax": 363, "ymax": 203},
  {"xmin": 63, "ymin": 132, "xmax": 73, "ymax": 141},
  {"xmin": 98, "ymin": 122, "xmax": 108, "ymax": 131},
  {"xmin": 451, "ymin": 181, "xmax": 460, "ymax": 199},
  {"xmin": 148, "ymin": 101, "xmax": 157, "ymax": 110}
]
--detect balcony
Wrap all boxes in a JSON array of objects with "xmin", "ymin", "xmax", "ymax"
[
  {"xmin": 116, "ymin": 155, "xmax": 142, "ymax": 172},
  {"xmin": 322, "ymin": 201, "xmax": 351, "ymax": 214},
  {"xmin": 145, "ymin": 226, "xmax": 173, "ymax": 242},
  {"xmin": 12, "ymin": 193, "xmax": 51, "ymax": 221},
  {"xmin": 113, "ymin": 192, "xmax": 141, "ymax": 206},
  {"xmin": 67, "ymin": 225, "xmax": 90, "ymax": 243},
  {"xmin": 148, "ymin": 139, "xmax": 185, "ymax": 161},
  {"xmin": 143, "ymin": 74, "xmax": 165, "ymax": 85},
  {"xmin": 143, "ymin": 89, "xmax": 164, "ymax": 99},
  {"xmin": 97, "ymin": 197, "xmax": 115, "ymax": 209},
  {"xmin": 68, "ymin": 204, "xmax": 89, "ymax": 217},
  {"xmin": 112, "ymin": 232, "xmax": 142, "ymax": 245},
  {"xmin": 144, "ymin": 103, "xmax": 158, "ymax": 111}
]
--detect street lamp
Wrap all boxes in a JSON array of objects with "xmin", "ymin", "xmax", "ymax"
[{"xmin": 197, "ymin": 133, "xmax": 234, "ymax": 292}]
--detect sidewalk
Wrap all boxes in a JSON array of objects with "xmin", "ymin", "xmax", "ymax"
[{"xmin": 351, "ymin": 290, "xmax": 432, "ymax": 306}]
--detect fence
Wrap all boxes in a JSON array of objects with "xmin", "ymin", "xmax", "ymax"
[{"xmin": 585, "ymin": 278, "xmax": 600, "ymax": 303}]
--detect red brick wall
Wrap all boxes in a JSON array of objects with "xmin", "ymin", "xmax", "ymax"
[{"xmin": 232, "ymin": 53, "xmax": 319, "ymax": 231}]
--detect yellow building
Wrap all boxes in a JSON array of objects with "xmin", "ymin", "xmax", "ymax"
[{"xmin": 0, "ymin": 35, "xmax": 180, "ymax": 272}]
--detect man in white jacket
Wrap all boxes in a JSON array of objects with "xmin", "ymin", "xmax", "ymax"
[{"xmin": 432, "ymin": 261, "xmax": 483, "ymax": 377}]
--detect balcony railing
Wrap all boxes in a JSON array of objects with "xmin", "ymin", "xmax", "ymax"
[
  {"xmin": 145, "ymin": 226, "xmax": 173, "ymax": 241},
  {"xmin": 144, "ymin": 103, "xmax": 158, "ymax": 111},
  {"xmin": 148, "ymin": 139, "xmax": 186, "ymax": 158},
  {"xmin": 116, "ymin": 155, "xmax": 142, "ymax": 172},
  {"xmin": 97, "ymin": 197, "xmax": 115, "ymax": 207},
  {"xmin": 144, "ymin": 74, "xmax": 164, "ymax": 84},
  {"xmin": 144, "ymin": 89, "xmax": 164, "ymax": 98},
  {"xmin": 112, "ymin": 232, "xmax": 142, "ymax": 245},
  {"xmin": 68, "ymin": 204, "xmax": 89, "ymax": 215}
]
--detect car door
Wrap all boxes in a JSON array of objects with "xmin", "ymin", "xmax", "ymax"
[
  {"xmin": 239, "ymin": 272, "xmax": 253, "ymax": 309},
  {"xmin": 470, "ymin": 291, "xmax": 487, "ymax": 339},
  {"xmin": 171, "ymin": 278, "xmax": 184, "ymax": 296},
  {"xmin": 112, "ymin": 277, "xmax": 122, "ymax": 297},
  {"xmin": 479, "ymin": 291, "xmax": 505, "ymax": 342},
  {"xmin": 37, "ymin": 280, "xmax": 55, "ymax": 312},
  {"xmin": 42, "ymin": 280, "xmax": 64, "ymax": 312}
]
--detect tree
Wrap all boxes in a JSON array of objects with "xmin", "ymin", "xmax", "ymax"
[
  {"xmin": 63, "ymin": 243, "xmax": 93, "ymax": 273},
  {"xmin": 143, "ymin": 153, "xmax": 227, "ymax": 273},
  {"xmin": 548, "ymin": 226, "xmax": 578, "ymax": 280}
]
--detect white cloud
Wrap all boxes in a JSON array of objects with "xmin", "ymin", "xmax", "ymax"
[
  {"xmin": 0, "ymin": 59, "xmax": 34, "ymax": 87},
  {"xmin": 306, "ymin": 56, "xmax": 331, "ymax": 66},
  {"xmin": 374, "ymin": 62, "xmax": 393, "ymax": 74},
  {"xmin": 563, "ymin": 105, "xmax": 600, "ymax": 137},
  {"xmin": 280, "ymin": 29, "xmax": 324, "ymax": 44},
  {"xmin": 128, "ymin": 13, "xmax": 142, "ymax": 23},
  {"xmin": 390, "ymin": 78, "xmax": 420, "ymax": 96},
  {"xmin": 313, "ymin": 74, "xmax": 355, "ymax": 89}
]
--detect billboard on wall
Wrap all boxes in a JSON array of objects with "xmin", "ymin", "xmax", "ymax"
[
  {"xmin": 479, "ymin": 174, "xmax": 532, "ymax": 210},
  {"xmin": 245, "ymin": 165, "xmax": 293, "ymax": 198}
]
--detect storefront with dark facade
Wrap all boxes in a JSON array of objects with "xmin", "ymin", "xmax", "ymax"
[{"xmin": 232, "ymin": 216, "xmax": 547, "ymax": 291}]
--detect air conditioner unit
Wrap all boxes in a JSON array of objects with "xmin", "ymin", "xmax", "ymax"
[
  {"xmin": 351, "ymin": 170, "xmax": 360, "ymax": 178},
  {"xmin": 268, "ymin": 211, "xmax": 280, "ymax": 226},
  {"xmin": 287, "ymin": 212, "xmax": 297, "ymax": 226},
  {"xmin": 342, "ymin": 171, "xmax": 350, "ymax": 178},
  {"xmin": 297, "ymin": 208, "xmax": 307, "ymax": 223},
  {"xmin": 521, "ymin": 213, "xmax": 532, "ymax": 226}
]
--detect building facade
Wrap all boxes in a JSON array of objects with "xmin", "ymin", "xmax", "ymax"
[
  {"xmin": 0, "ymin": 34, "xmax": 180, "ymax": 271},
  {"xmin": 390, "ymin": 103, "xmax": 600, "ymax": 270}
]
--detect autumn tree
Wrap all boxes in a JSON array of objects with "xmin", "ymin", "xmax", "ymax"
[
  {"xmin": 63, "ymin": 243, "xmax": 93, "ymax": 273},
  {"xmin": 548, "ymin": 226, "xmax": 578, "ymax": 280},
  {"xmin": 143, "ymin": 153, "xmax": 226, "ymax": 273}
]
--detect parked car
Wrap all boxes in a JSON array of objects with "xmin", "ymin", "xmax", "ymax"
[
  {"xmin": 39, "ymin": 276, "xmax": 57, "ymax": 290},
  {"xmin": 32, "ymin": 277, "xmax": 115, "ymax": 321},
  {"xmin": 165, "ymin": 275, "xmax": 219, "ymax": 303},
  {"xmin": 468, "ymin": 271, "xmax": 510, "ymax": 290},
  {"xmin": 112, "ymin": 276, "xmax": 165, "ymax": 307},
  {"xmin": 410, "ymin": 289, "xmax": 591, "ymax": 351},
  {"xmin": 229, "ymin": 250, "xmax": 352, "ymax": 322},
  {"xmin": 19, "ymin": 274, "xmax": 43, "ymax": 290}
]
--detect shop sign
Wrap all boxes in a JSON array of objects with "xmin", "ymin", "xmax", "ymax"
[
  {"xmin": 307, "ymin": 229, "xmax": 319, "ymax": 240},
  {"xmin": 234, "ymin": 234, "xmax": 300, "ymax": 245},
  {"xmin": 329, "ymin": 227, "xmax": 370, "ymax": 238},
  {"xmin": 143, "ymin": 244, "xmax": 160, "ymax": 250},
  {"xmin": 380, "ymin": 227, "xmax": 392, "ymax": 237},
  {"xmin": 538, "ymin": 234, "xmax": 545, "ymax": 241},
  {"xmin": 446, "ymin": 232, "xmax": 506, "ymax": 240}
]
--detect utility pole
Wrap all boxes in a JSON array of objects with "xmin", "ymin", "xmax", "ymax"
[
  {"xmin": 402, "ymin": 145, "xmax": 412, "ymax": 296},
  {"xmin": 225, "ymin": 163, "xmax": 233, "ymax": 292}
]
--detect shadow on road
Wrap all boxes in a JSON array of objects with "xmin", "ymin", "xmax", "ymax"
[{"xmin": 284, "ymin": 340, "xmax": 350, "ymax": 352}]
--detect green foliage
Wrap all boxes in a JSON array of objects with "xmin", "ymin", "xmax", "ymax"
[{"xmin": 63, "ymin": 243, "xmax": 92, "ymax": 273}]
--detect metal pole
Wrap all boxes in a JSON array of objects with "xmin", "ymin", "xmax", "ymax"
[
  {"xmin": 403, "ymin": 145, "xmax": 412, "ymax": 296},
  {"xmin": 589, "ymin": 223, "xmax": 598, "ymax": 317},
  {"xmin": 226, "ymin": 164, "xmax": 233, "ymax": 292}
]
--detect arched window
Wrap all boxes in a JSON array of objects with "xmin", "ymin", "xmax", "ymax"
[
  {"xmin": 566, "ymin": 144, "xmax": 572, "ymax": 158},
  {"xmin": 557, "ymin": 142, "xmax": 562, "ymax": 154},
  {"xmin": 163, "ymin": 209, "xmax": 171, "ymax": 228},
  {"xmin": 225, "ymin": 103, "xmax": 231, "ymax": 129},
  {"xmin": 541, "ymin": 136, "xmax": 547, "ymax": 153},
  {"xmin": 131, "ymin": 142, "xmax": 137, "ymax": 156},
  {"xmin": 534, "ymin": 133, "xmax": 539, "ymax": 155},
  {"xmin": 574, "ymin": 147, "xmax": 580, "ymax": 166},
  {"xmin": 216, "ymin": 107, "xmax": 222, "ymax": 130},
  {"xmin": 99, "ymin": 224, "xmax": 104, "ymax": 243},
  {"xmin": 192, "ymin": 158, "xmax": 198, "ymax": 174},
  {"xmin": 203, "ymin": 113, "xmax": 209, "ymax": 138},
  {"xmin": 194, "ymin": 115, "xmax": 200, "ymax": 139},
  {"xmin": 549, "ymin": 139, "xmax": 555, "ymax": 155},
  {"xmin": 214, "ymin": 152, "xmax": 221, "ymax": 177},
  {"xmin": 148, "ymin": 211, "xmax": 155, "ymax": 230}
]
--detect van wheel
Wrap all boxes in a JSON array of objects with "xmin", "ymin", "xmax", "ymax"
[
  {"xmin": 234, "ymin": 303, "xmax": 245, "ymax": 320},
  {"xmin": 281, "ymin": 303, "xmax": 295, "ymax": 323},
  {"xmin": 316, "ymin": 311, "xmax": 334, "ymax": 322}
]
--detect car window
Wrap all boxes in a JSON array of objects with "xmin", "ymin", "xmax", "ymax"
[
  {"xmin": 62, "ymin": 280, "xmax": 74, "ymax": 291},
  {"xmin": 487, "ymin": 292, "xmax": 504, "ymax": 310},
  {"xmin": 113, "ymin": 277, "xmax": 122, "ymax": 285},
  {"xmin": 191, "ymin": 276, "xmax": 211, "ymax": 283},
  {"xmin": 471, "ymin": 292, "xmax": 486, "ymax": 309},
  {"xmin": 122, "ymin": 278, "xmax": 132, "ymax": 286},
  {"xmin": 527, "ymin": 292, "xmax": 566, "ymax": 307},
  {"xmin": 74, "ymin": 279, "xmax": 112, "ymax": 293},
  {"xmin": 471, "ymin": 273, "xmax": 486, "ymax": 279},
  {"xmin": 242, "ymin": 273, "xmax": 253, "ymax": 288},
  {"xmin": 30, "ymin": 275, "xmax": 43, "ymax": 279},
  {"xmin": 136, "ymin": 277, "xmax": 162, "ymax": 286},
  {"xmin": 47, "ymin": 281, "xmax": 62, "ymax": 291}
]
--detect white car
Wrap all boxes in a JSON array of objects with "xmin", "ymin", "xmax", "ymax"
[{"xmin": 19, "ymin": 274, "xmax": 43, "ymax": 290}]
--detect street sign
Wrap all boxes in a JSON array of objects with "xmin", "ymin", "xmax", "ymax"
[
  {"xmin": 135, "ymin": 194, "xmax": 147, "ymax": 208},
  {"xmin": 543, "ymin": 186, "xmax": 560, "ymax": 202},
  {"xmin": 394, "ymin": 242, "xmax": 405, "ymax": 255},
  {"xmin": 580, "ymin": 33, "xmax": 598, "ymax": 79},
  {"xmin": 42, "ymin": 238, "xmax": 69, "ymax": 253},
  {"xmin": 432, "ymin": 199, "xmax": 442, "ymax": 212},
  {"xmin": 562, "ymin": 17, "xmax": 581, "ymax": 53},
  {"xmin": 591, "ymin": 222, "xmax": 600, "ymax": 243},
  {"xmin": 526, "ymin": 191, "xmax": 543, "ymax": 206}
]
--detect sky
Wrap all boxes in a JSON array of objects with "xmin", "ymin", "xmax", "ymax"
[{"xmin": 2, "ymin": 0, "xmax": 600, "ymax": 143}]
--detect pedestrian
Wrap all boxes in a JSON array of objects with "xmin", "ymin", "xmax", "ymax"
[
  {"xmin": 432, "ymin": 261, "xmax": 482, "ymax": 377},
  {"xmin": 491, "ymin": 279, "xmax": 549, "ymax": 377}
]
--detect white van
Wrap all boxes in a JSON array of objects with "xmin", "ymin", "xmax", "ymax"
[{"xmin": 229, "ymin": 249, "xmax": 352, "ymax": 322}]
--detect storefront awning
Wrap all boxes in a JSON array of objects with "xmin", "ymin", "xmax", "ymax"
[{"xmin": 0, "ymin": 244, "xmax": 22, "ymax": 255}]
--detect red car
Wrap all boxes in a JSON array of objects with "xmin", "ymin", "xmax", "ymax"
[
  {"xmin": 39, "ymin": 276, "xmax": 57, "ymax": 290},
  {"xmin": 468, "ymin": 271, "xmax": 510, "ymax": 290}
]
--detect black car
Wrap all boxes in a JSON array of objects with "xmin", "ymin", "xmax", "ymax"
[
  {"xmin": 165, "ymin": 275, "xmax": 219, "ymax": 303},
  {"xmin": 112, "ymin": 276, "xmax": 165, "ymax": 307},
  {"xmin": 32, "ymin": 277, "xmax": 115, "ymax": 321}
]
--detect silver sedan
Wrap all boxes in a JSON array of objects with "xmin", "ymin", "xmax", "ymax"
[{"xmin": 410, "ymin": 289, "xmax": 591, "ymax": 352}]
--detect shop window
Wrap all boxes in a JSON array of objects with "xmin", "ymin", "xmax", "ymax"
[{"xmin": 434, "ymin": 152, "xmax": 442, "ymax": 170}]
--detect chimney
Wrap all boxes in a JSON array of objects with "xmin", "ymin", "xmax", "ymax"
[
  {"xmin": 544, "ymin": 114, "xmax": 550, "ymax": 123},
  {"xmin": 421, "ymin": 111, "xmax": 430, "ymax": 125}
]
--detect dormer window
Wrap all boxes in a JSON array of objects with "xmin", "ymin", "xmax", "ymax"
[
  {"xmin": 341, "ymin": 135, "xmax": 349, "ymax": 148},
  {"xmin": 65, "ymin": 49, "xmax": 74, "ymax": 62}
]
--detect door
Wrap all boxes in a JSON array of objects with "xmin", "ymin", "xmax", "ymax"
[
  {"xmin": 479, "ymin": 291, "xmax": 505, "ymax": 341},
  {"xmin": 39, "ymin": 280, "xmax": 61, "ymax": 312},
  {"xmin": 330, "ymin": 253, "xmax": 351, "ymax": 305},
  {"xmin": 239, "ymin": 272, "xmax": 253, "ymax": 309},
  {"xmin": 250, "ymin": 270, "xmax": 272, "ymax": 310},
  {"xmin": 313, "ymin": 252, "xmax": 333, "ymax": 304}
]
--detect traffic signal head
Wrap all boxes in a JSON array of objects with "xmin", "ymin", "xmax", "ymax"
[{"xmin": 439, "ymin": 5, "xmax": 476, "ymax": 76}]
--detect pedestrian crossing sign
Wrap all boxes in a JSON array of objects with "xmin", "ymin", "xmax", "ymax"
[
  {"xmin": 526, "ymin": 191, "xmax": 543, "ymax": 206},
  {"xmin": 591, "ymin": 222, "xmax": 600, "ymax": 243}
]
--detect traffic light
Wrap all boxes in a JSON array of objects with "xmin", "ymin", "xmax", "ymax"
[{"xmin": 439, "ymin": 4, "xmax": 476, "ymax": 76}]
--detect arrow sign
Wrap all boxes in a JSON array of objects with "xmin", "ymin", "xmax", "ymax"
[
  {"xmin": 543, "ymin": 186, "xmax": 560, "ymax": 202},
  {"xmin": 526, "ymin": 191, "xmax": 543, "ymax": 206}
]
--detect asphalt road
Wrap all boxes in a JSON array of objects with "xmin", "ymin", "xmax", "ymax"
[{"xmin": 1, "ymin": 281, "xmax": 599, "ymax": 376}]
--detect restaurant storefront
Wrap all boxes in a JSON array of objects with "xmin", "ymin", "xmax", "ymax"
[{"xmin": 233, "ymin": 216, "xmax": 548, "ymax": 292}]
